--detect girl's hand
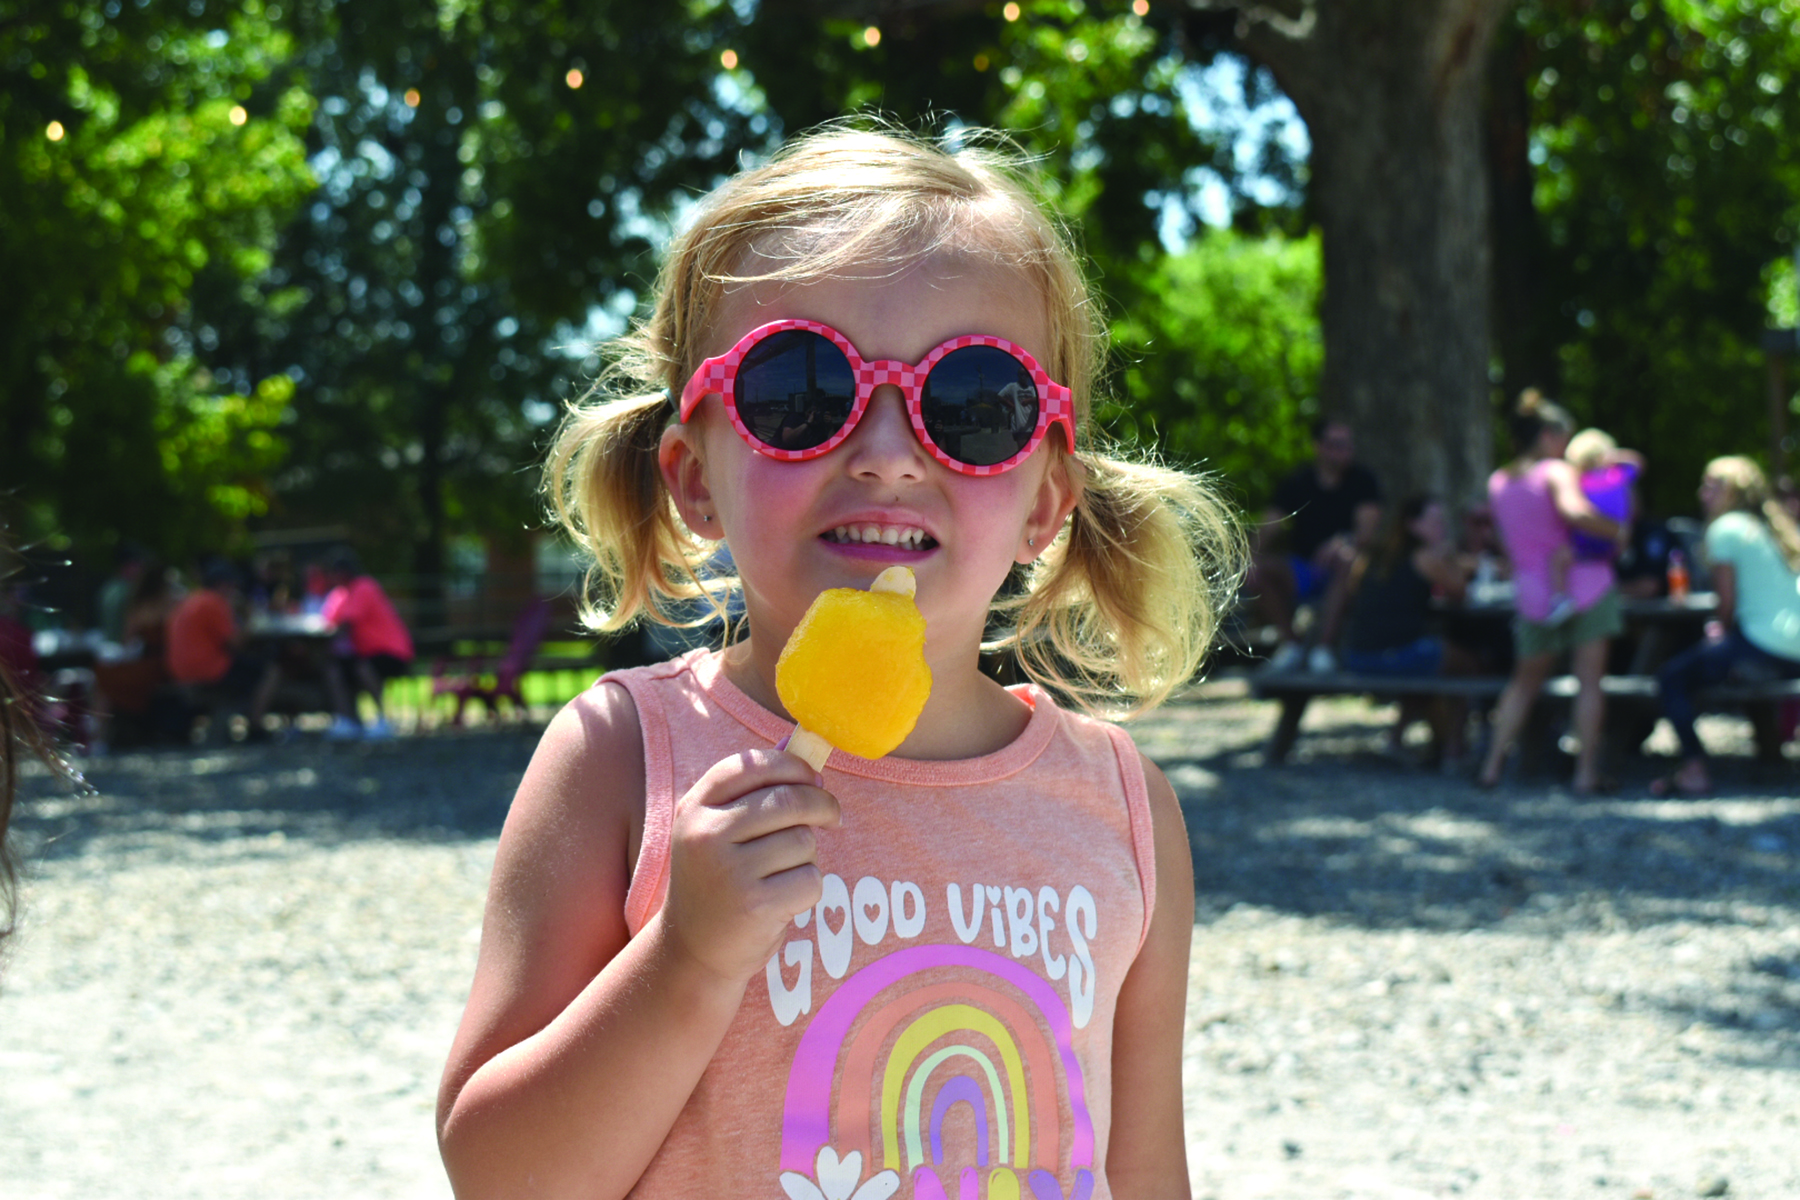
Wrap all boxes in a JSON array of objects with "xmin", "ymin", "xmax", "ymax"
[{"xmin": 661, "ymin": 749, "xmax": 841, "ymax": 986}]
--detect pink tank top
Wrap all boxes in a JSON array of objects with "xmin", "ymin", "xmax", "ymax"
[
  {"xmin": 1489, "ymin": 459, "xmax": 1614, "ymax": 622},
  {"xmin": 604, "ymin": 649, "xmax": 1156, "ymax": 1200}
]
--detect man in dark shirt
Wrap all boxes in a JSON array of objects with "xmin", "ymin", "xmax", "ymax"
[{"xmin": 1249, "ymin": 418, "xmax": 1383, "ymax": 671}]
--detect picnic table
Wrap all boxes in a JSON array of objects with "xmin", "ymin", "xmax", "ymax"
[{"xmin": 1251, "ymin": 591, "xmax": 1800, "ymax": 766}]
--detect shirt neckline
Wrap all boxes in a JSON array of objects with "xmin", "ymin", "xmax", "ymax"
[{"xmin": 686, "ymin": 649, "xmax": 1060, "ymax": 786}]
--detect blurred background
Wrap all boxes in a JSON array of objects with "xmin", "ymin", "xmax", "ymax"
[{"xmin": 3, "ymin": 0, "xmax": 1799, "ymax": 643}]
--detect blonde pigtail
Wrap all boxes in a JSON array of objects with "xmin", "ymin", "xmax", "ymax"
[
  {"xmin": 999, "ymin": 449, "xmax": 1247, "ymax": 718},
  {"xmin": 543, "ymin": 390, "xmax": 717, "ymax": 633}
]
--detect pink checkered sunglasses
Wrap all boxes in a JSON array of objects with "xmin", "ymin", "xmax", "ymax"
[{"xmin": 677, "ymin": 319, "xmax": 1075, "ymax": 475}]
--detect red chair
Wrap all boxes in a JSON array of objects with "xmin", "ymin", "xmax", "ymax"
[{"xmin": 431, "ymin": 597, "xmax": 553, "ymax": 725}]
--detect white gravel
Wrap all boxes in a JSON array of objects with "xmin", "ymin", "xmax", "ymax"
[{"xmin": 3, "ymin": 688, "xmax": 1797, "ymax": 1200}]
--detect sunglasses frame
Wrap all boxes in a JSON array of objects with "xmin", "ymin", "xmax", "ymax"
[{"xmin": 677, "ymin": 319, "xmax": 1076, "ymax": 476}]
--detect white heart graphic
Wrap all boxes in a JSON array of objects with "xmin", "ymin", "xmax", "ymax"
[{"xmin": 815, "ymin": 1146, "xmax": 863, "ymax": 1200}]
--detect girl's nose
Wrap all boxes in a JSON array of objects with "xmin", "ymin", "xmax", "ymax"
[{"xmin": 844, "ymin": 386, "xmax": 928, "ymax": 482}]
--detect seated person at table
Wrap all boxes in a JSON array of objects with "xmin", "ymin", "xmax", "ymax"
[
  {"xmin": 1337, "ymin": 495, "xmax": 1479, "ymax": 764},
  {"xmin": 320, "ymin": 553, "xmax": 413, "ymax": 740},
  {"xmin": 89, "ymin": 562, "xmax": 184, "ymax": 750},
  {"xmin": 94, "ymin": 543, "xmax": 148, "ymax": 645},
  {"xmin": 1248, "ymin": 418, "xmax": 1383, "ymax": 672},
  {"xmin": 165, "ymin": 560, "xmax": 282, "ymax": 739},
  {"xmin": 1652, "ymin": 457, "xmax": 1800, "ymax": 796},
  {"xmin": 1545, "ymin": 428, "xmax": 1644, "ymax": 623}
]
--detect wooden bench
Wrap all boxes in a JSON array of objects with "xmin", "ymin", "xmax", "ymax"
[{"xmin": 1250, "ymin": 669, "xmax": 1800, "ymax": 765}]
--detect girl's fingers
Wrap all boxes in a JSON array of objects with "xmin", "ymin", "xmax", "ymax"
[
  {"xmin": 684, "ymin": 750, "xmax": 840, "ymax": 843},
  {"xmin": 739, "ymin": 822, "xmax": 822, "ymax": 878},
  {"xmin": 689, "ymin": 748, "xmax": 821, "ymax": 809}
]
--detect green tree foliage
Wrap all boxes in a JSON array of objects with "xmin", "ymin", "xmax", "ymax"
[
  {"xmin": 1105, "ymin": 230, "xmax": 1322, "ymax": 505},
  {"xmin": 215, "ymin": 0, "xmax": 755, "ymax": 578},
  {"xmin": 0, "ymin": 0, "xmax": 313, "ymax": 559},
  {"xmin": 1512, "ymin": 0, "xmax": 1800, "ymax": 515},
  {"xmin": 729, "ymin": 1, "xmax": 1313, "ymax": 474},
  {"xmin": 735, "ymin": 2, "xmax": 1270, "ymax": 288}
]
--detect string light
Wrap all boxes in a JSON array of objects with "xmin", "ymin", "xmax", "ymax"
[
  {"xmin": 46, "ymin": 120, "xmax": 65, "ymax": 141},
  {"xmin": 229, "ymin": 105, "xmax": 248, "ymax": 125},
  {"xmin": 720, "ymin": 48, "xmax": 739, "ymax": 69},
  {"xmin": 1132, "ymin": 0, "xmax": 1148, "ymax": 14},
  {"xmin": 565, "ymin": 68, "xmax": 584, "ymax": 88},
  {"xmin": 862, "ymin": 25, "xmax": 881, "ymax": 47},
  {"xmin": 404, "ymin": 88, "xmax": 421, "ymax": 107},
  {"xmin": 1003, "ymin": 3, "xmax": 1020, "ymax": 20}
]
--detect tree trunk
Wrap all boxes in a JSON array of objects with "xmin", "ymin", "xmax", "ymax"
[
  {"xmin": 1485, "ymin": 15, "xmax": 1558, "ymax": 405},
  {"xmin": 1201, "ymin": 0, "xmax": 1516, "ymax": 511}
]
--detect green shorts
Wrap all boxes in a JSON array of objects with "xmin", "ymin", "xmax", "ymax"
[{"xmin": 1513, "ymin": 587, "xmax": 1624, "ymax": 659}]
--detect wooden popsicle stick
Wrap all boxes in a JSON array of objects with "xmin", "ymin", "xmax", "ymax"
[{"xmin": 786, "ymin": 725, "xmax": 834, "ymax": 772}]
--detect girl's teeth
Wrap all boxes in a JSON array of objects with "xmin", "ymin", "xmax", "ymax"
[{"xmin": 828, "ymin": 525, "xmax": 926, "ymax": 547}]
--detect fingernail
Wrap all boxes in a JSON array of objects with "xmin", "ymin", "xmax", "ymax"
[{"xmin": 775, "ymin": 734, "xmax": 791, "ymax": 753}]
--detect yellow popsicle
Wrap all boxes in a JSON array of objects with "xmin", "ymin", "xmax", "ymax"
[{"xmin": 776, "ymin": 565, "xmax": 932, "ymax": 770}]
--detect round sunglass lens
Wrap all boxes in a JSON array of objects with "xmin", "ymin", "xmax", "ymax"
[
  {"xmin": 920, "ymin": 344, "xmax": 1038, "ymax": 466},
  {"xmin": 735, "ymin": 330, "xmax": 856, "ymax": 452}
]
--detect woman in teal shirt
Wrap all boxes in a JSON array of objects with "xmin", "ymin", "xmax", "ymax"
[{"xmin": 1653, "ymin": 456, "xmax": 1800, "ymax": 795}]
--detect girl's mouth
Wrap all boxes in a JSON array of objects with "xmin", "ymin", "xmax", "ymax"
[{"xmin": 822, "ymin": 524, "xmax": 938, "ymax": 551}]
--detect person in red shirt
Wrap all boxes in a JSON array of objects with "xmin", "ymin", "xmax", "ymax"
[
  {"xmin": 320, "ymin": 552, "xmax": 414, "ymax": 739},
  {"xmin": 164, "ymin": 561, "xmax": 282, "ymax": 738}
]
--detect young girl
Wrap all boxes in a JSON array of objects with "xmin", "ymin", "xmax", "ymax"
[
  {"xmin": 436, "ymin": 126, "xmax": 1242, "ymax": 1200},
  {"xmin": 1544, "ymin": 427, "xmax": 1644, "ymax": 623}
]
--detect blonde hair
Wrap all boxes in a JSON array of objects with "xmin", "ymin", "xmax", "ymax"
[
  {"xmin": 1564, "ymin": 428, "xmax": 1616, "ymax": 474},
  {"xmin": 1704, "ymin": 456, "xmax": 1800, "ymax": 572},
  {"xmin": 544, "ymin": 122, "xmax": 1245, "ymax": 715}
]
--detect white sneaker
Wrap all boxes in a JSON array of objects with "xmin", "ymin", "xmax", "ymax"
[
  {"xmin": 326, "ymin": 716, "xmax": 363, "ymax": 741},
  {"xmin": 1265, "ymin": 642, "xmax": 1305, "ymax": 672},
  {"xmin": 364, "ymin": 718, "xmax": 395, "ymax": 741},
  {"xmin": 1307, "ymin": 645, "xmax": 1338, "ymax": 673}
]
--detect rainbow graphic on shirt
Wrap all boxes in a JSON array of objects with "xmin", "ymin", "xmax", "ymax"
[{"xmin": 776, "ymin": 944, "xmax": 1096, "ymax": 1200}]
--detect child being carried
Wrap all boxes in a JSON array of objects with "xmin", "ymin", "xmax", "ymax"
[{"xmin": 1547, "ymin": 427, "xmax": 1642, "ymax": 623}]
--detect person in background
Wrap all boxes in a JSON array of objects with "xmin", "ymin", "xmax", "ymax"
[
  {"xmin": 320, "ymin": 552, "xmax": 414, "ymax": 740},
  {"xmin": 1651, "ymin": 457, "xmax": 1800, "ymax": 796},
  {"xmin": 1336, "ymin": 494, "xmax": 1480, "ymax": 768},
  {"xmin": 1479, "ymin": 390, "xmax": 1625, "ymax": 793},
  {"xmin": 1248, "ymin": 417, "xmax": 1383, "ymax": 672},
  {"xmin": 95, "ymin": 544, "xmax": 147, "ymax": 644},
  {"xmin": 300, "ymin": 563, "xmax": 331, "ymax": 616},
  {"xmin": 1543, "ymin": 428, "xmax": 1644, "ymax": 623},
  {"xmin": 87, "ymin": 561, "xmax": 181, "ymax": 752},
  {"xmin": 165, "ymin": 560, "xmax": 284, "ymax": 741}
]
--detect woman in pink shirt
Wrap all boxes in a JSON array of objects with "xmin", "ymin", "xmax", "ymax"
[
  {"xmin": 321, "ymin": 552, "xmax": 414, "ymax": 739},
  {"xmin": 1479, "ymin": 391, "xmax": 1625, "ymax": 792}
]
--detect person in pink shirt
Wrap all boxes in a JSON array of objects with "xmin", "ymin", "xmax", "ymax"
[
  {"xmin": 1479, "ymin": 391, "xmax": 1625, "ymax": 792},
  {"xmin": 320, "ymin": 552, "xmax": 413, "ymax": 740}
]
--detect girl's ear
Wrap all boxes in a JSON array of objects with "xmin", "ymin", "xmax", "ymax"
[
  {"xmin": 1017, "ymin": 452, "xmax": 1083, "ymax": 564},
  {"xmin": 659, "ymin": 424, "xmax": 724, "ymax": 542}
]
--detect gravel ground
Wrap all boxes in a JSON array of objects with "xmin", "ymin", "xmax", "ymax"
[{"xmin": 3, "ymin": 684, "xmax": 1798, "ymax": 1200}]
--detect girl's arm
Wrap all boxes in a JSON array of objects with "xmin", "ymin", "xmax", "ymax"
[
  {"xmin": 436, "ymin": 684, "xmax": 839, "ymax": 1200},
  {"xmin": 1544, "ymin": 459, "xmax": 1624, "ymax": 541},
  {"xmin": 1105, "ymin": 756, "xmax": 1194, "ymax": 1199}
]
